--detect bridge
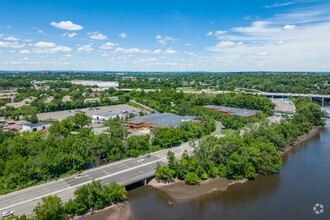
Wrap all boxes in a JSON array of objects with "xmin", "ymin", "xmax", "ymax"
[
  {"xmin": 181, "ymin": 89, "xmax": 330, "ymax": 106},
  {"xmin": 0, "ymin": 143, "xmax": 194, "ymax": 218}
]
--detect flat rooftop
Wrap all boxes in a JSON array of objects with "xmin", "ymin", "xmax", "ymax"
[
  {"xmin": 128, "ymin": 113, "xmax": 199, "ymax": 128},
  {"xmin": 37, "ymin": 104, "xmax": 142, "ymax": 121},
  {"xmin": 204, "ymin": 105, "xmax": 260, "ymax": 117},
  {"xmin": 23, "ymin": 122, "xmax": 52, "ymax": 128}
]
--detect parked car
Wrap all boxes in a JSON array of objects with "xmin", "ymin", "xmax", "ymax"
[
  {"xmin": 137, "ymin": 159, "xmax": 144, "ymax": 163},
  {"xmin": 145, "ymin": 155, "xmax": 151, "ymax": 158},
  {"xmin": 2, "ymin": 211, "xmax": 14, "ymax": 218}
]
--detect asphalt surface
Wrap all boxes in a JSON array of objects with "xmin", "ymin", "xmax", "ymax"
[{"xmin": 0, "ymin": 143, "xmax": 193, "ymax": 218}]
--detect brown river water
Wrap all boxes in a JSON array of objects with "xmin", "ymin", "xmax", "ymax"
[{"xmin": 88, "ymin": 107, "xmax": 330, "ymax": 220}]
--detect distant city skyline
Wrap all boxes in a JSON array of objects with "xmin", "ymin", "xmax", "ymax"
[{"xmin": 0, "ymin": 0, "xmax": 330, "ymax": 72}]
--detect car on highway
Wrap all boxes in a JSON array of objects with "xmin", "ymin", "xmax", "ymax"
[
  {"xmin": 2, "ymin": 211, "xmax": 14, "ymax": 218},
  {"xmin": 145, "ymin": 155, "xmax": 151, "ymax": 158},
  {"xmin": 137, "ymin": 158, "xmax": 144, "ymax": 163}
]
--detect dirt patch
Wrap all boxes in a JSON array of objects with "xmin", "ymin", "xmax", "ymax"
[
  {"xmin": 75, "ymin": 201, "xmax": 131, "ymax": 220},
  {"xmin": 148, "ymin": 177, "xmax": 247, "ymax": 200}
]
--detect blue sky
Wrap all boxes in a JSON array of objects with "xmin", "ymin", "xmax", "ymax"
[{"xmin": 0, "ymin": 0, "xmax": 330, "ymax": 71}]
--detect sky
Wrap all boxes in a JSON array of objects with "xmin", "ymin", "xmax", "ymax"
[{"xmin": 0, "ymin": 0, "xmax": 330, "ymax": 72}]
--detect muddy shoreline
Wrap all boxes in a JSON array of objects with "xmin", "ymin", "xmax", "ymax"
[
  {"xmin": 149, "ymin": 125, "xmax": 323, "ymax": 200},
  {"xmin": 75, "ymin": 201, "xmax": 131, "ymax": 220}
]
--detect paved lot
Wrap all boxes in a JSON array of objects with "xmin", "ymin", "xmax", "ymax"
[
  {"xmin": 37, "ymin": 104, "xmax": 142, "ymax": 122},
  {"xmin": 271, "ymin": 98, "xmax": 296, "ymax": 113},
  {"xmin": 0, "ymin": 143, "xmax": 192, "ymax": 218}
]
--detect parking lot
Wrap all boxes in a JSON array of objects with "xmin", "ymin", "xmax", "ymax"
[
  {"xmin": 37, "ymin": 104, "xmax": 142, "ymax": 123},
  {"xmin": 271, "ymin": 98, "xmax": 296, "ymax": 113}
]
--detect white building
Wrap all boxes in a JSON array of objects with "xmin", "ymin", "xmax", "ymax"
[
  {"xmin": 85, "ymin": 98, "xmax": 101, "ymax": 103},
  {"xmin": 92, "ymin": 113, "xmax": 122, "ymax": 122},
  {"xmin": 109, "ymin": 96, "xmax": 119, "ymax": 101},
  {"xmin": 22, "ymin": 122, "xmax": 52, "ymax": 132}
]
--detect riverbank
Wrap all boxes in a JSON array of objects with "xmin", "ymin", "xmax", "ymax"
[
  {"xmin": 75, "ymin": 201, "xmax": 131, "ymax": 220},
  {"xmin": 279, "ymin": 125, "xmax": 322, "ymax": 155},
  {"xmin": 148, "ymin": 176, "xmax": 248, "ymax": 200},
  {"xmin": 149, "ymin": 125, "xmax": 323, "ymax": 200}
]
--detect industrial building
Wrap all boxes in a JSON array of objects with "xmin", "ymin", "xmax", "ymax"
[
  {"xmin": 92, "ymin": 112, "xmax": 122, "ymax": 122},
  {"xmin": 204, "ymin": 105, "xmax": 261, "ymax": 118},
  {"xmin": 22, "ymin": 122, "xmax": 52, "ymax": 132},
  {"xmin": 126, "ymin": 113, "xmax": 199, "ymax": 130}
]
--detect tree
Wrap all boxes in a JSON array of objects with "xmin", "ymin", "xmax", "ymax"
[
  {"xmin": 33, "ymin": 195, "xmax": 64, "ymax": 220},
  {"xmin": 70, "ymin": 112, "xmax": 91, "ymax": 129},
  {"xmin": 185, "ymin": 172, "xmax": 201, "ymax": 185}
]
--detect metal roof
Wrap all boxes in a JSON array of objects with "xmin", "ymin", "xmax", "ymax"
[
  {"xmin": 23, "ymin": 122, "xmax": 52, "ymax": 128},
  {"xmin": 204, "ymin": 105, "xmax": 261, "ymax": 117},
  {"xmin": 128, "ymin": 113, "xmax": 199, "ymax": 128}
]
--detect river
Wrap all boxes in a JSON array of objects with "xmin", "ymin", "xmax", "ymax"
[{"xmin": 90, "ymin": 108, "xmax": 330, "ymax": 220}]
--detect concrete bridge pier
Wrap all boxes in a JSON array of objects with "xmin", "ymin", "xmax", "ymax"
[{"xmin": 322, "ymin": 97, "xmax": 324, "ymax": 107}]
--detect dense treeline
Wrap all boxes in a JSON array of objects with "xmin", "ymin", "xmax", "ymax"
[
  {"xmin": 14, "ymin": 180, "xmax": 126, "ymax": 220},
  {"xmin": 1, "ymin": 72, "xmax": 329, "ymax": 95},
  {"xmin": 155, "ymin": 99, "xmax": 325, "ymax": 184},
  {"xmin": 0, "ymin": 112, "xmax": 215, "ymax": 194}
]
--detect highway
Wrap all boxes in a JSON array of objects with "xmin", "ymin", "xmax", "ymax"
[{"xmin": 0, "ymin": 143, "xmax": 194, "ymax": 218}]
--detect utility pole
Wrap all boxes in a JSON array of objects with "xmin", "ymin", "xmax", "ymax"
[
  {"xmin": 73, "ymin": 154, "xmax": 75, "ymax": 174},
  {"xmin": 123, "ymin": 114, "xmax": 126, "ymax": 141}
]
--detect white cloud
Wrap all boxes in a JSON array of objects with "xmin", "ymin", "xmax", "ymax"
[
  {"xmin": 157, "ymin": 39, "xmax": 166, "ymax": 45},
  {"xmin": 19, "ymin": 50, "xmax": 31, "ymax": 54},
  {"xmin": 0, "ymin": 41, "xmax": 25, "ymax": 48},
  {"xmin": 156, "ymin": 36, "xmax": 176, "ymax": 45},
  {"xmin": 66, "ymin": 54, "xmax": 73, "ymax": 57},
  {"xmin": 114, "ymin": 47, "xmax": 141, "ymax": 53},
  {"xmin": 77, "ymin": 44, "xmax": 93, "ymax": 53},
  {"xmin": 50, "ymin": 21, "xmax": 83, "ymax": 31},
  {"xmin": 0, "ymin": 34, "xmax": 3, "ymax": 38},
  {"xmin": 119, "ymin": 33, "xmax": 127, "ymax": 38},
  {"xmin": 265, "ymin": 2, "xmax": 294, "ymax": 8},
  {"xmin": 34, "ymin": 41, "xmax": 56, "ymax": 47},
  {"xmin": 9, "ymin": 50, "xmax": 15, "ymax": 53},
  {"xmin": 184, "ymin": 43, "xmax": 193, "ymax": 46},
  {"xmin": 164, "ymin": 48, "xmax": 177, "ymax": 54},
  {"xmin": 22, "ymin": 57, "xmax": 29, "ymax": 61},
  {"xmin": 38, "ymin": 30, "xmax": 44, "ymax": 34},
  {"xmin": 153, "ymin": 49, "xmax": 163, "ymax": 54},
  {"xmin": 283, "ymin": 24, "xmax": 296, "ymax": 30},
  {"xmin": 184, "ymin": 51, "xmax": 195, "ymax": 55},
  {"xmin": 87, "ymin": 31, "xmax": 107, "ymax": 40},
  {"xmin": 63, "ymin": 32, "xmax": 77, "ymax": 37},
  {"xmin": 214, "ymin": 30, "xmax": 228, "ymax": 35},
  {"xmin": 34, "ymin": 46, "xmax": 72, "ymax": 54},
  {"xmin": 99, "ymin": 42, "xmax": 118, "ymax": 49},
  {"xmin": 138, "ymin": 58, "xmax": 157, "ymax": 62},
  {"xmin": 215, "ymin": 41, "xmax": 236, "ymax": 48},
  {"xmin": 206, "ymin": 31, "xmax": 213, "ymax": 36},
  {"xmin": 4, "ymin": 36, "xmax": 20, "ymax": 41},
  {"xmin": 232, "ymin": 21, "xmax": 280, "ymax": 34}
]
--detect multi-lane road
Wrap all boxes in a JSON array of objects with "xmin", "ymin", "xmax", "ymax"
[{"xmin": 0, "ymin": 143, "xmax": 194, "ymax": 218}]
